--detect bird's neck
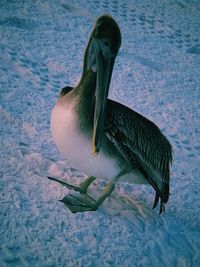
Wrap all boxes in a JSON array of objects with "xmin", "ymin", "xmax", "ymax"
[{"xmin": 72, "ymin": 70, "xmax": 97, "ymax": 134}]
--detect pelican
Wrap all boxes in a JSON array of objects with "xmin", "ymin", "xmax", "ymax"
[{"xmin": 49, "ymin": 15, "xmax": 172, "ymax": 214}]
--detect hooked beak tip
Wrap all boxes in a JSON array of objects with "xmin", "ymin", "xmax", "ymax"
[
  {"xmin": 92, "ymin": 136, "xmax": 98, "ymax": 156},
  {"xmin": 92, "ymin": 147, "xmax": 98, "ymax": 156}
]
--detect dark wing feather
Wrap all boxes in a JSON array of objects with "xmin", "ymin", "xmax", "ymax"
[{"xmin": 105, "ymin": 99, "xmax": 172, "ymax": 212}]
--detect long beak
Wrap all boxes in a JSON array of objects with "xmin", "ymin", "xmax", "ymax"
[{"xmin": 92, "ymin": 50, "xmax": 115, "ymax": 155}]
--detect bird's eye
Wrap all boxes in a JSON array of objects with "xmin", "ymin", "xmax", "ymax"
[{"xmin": 104, "ymin": 41, "xmax": 110, "ymax": 47}]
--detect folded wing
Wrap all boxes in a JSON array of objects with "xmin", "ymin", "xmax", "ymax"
[{"xmin": 105, "ymin": 99, "xmax": 173, "ymax": 213}]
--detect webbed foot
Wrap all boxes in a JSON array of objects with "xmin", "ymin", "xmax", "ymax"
[
  {"xmin": 47, "ymin": 176, "xmax": 95, "ymax": 194},
  {"xmin": 48, "ymin": 176, "xmax": 115, "ymax": 213},
  {"xmin": 60, "ymin": 192, "xmax": 96, "ymax": 213}
]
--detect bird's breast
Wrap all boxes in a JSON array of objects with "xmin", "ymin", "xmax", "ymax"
[{"xmin": 50, "ymin": 101, "xmax": 120, "ymax": 180}]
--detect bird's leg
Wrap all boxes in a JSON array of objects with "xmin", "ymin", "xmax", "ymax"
[
  {"xmin": 90, "ymin": 170, "xmax": 127, "ymax": 210},
  {"xmin": 47, "ymin": 176, "xmax": 96, "ymax": 194},
  {"xmin": 91, "ymin": 181, "xmax": 115, "ymax": 210},
  {"xmin": 59, "ymin": 170, "xmax": 125, "ymax": 213},
  {"xmin": 78, "ymin": 176, "xmax": 96, "ymax": 194},
  {"xmin": 49, "ymin": 171, "xmax": 125, "ymax": 213}
]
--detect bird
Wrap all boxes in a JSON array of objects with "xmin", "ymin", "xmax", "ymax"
[{"xmin": 49, "ymin": 15, "xmax": 172, "ymax": 214}]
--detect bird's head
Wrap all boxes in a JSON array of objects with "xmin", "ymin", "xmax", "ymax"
[{"xmin": 84, "ymin": 15, "xmax": 121, "ymax": 154}]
